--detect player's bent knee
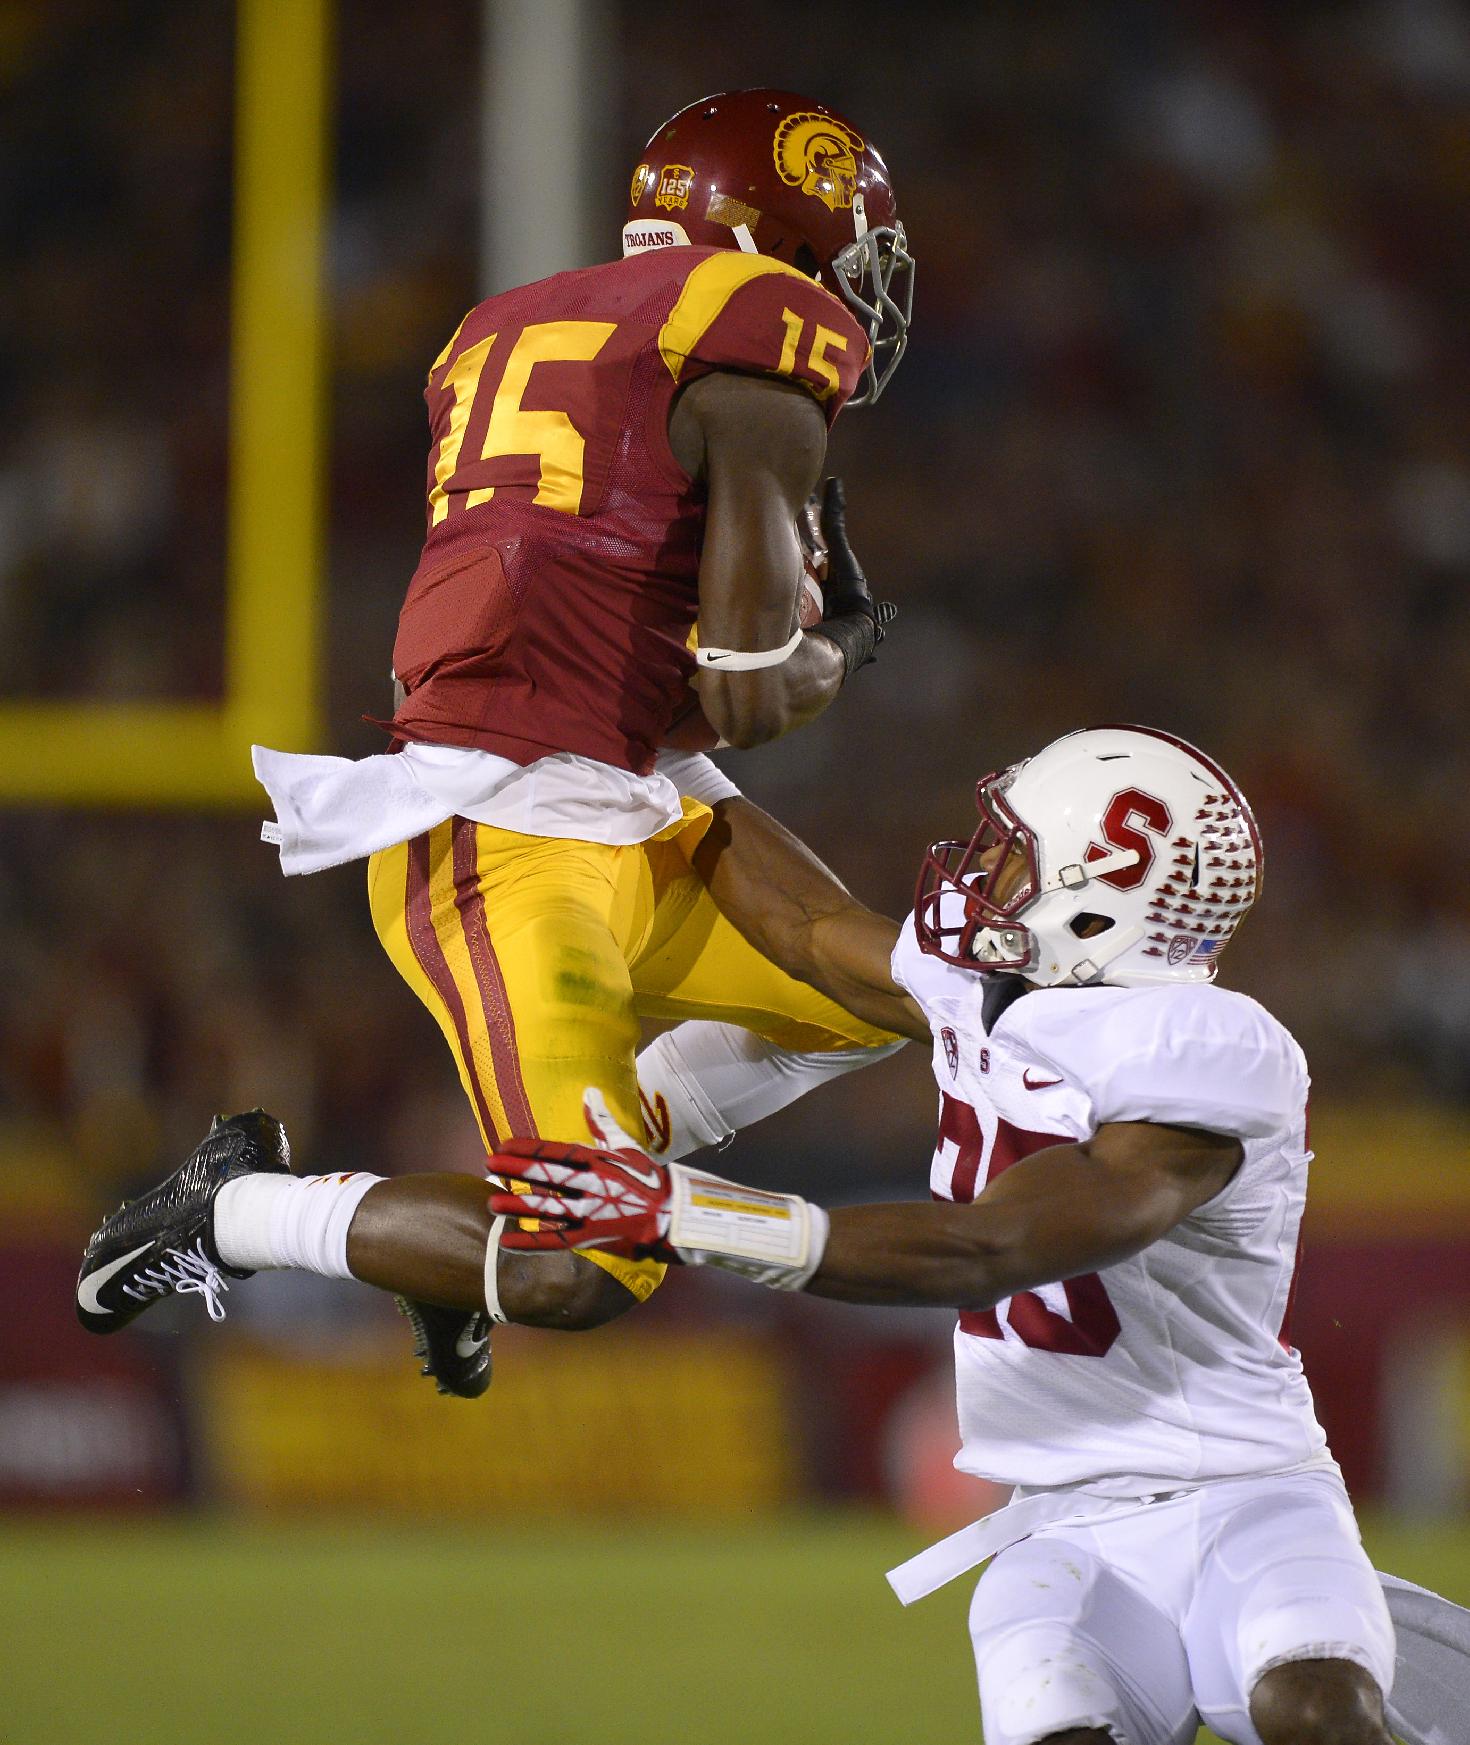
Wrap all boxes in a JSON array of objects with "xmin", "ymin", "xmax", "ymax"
[
  {"xmin": 497, "ymin": 1249, "xmax": 641, "ymax": 1330},
  {"xmin": 976, "ymin": 1634, "xmax": 1128, "ymax": 1745},
  {"xmin": 1249, "ymin": 1657, "xmax": 1391, "ymax": 1745}
]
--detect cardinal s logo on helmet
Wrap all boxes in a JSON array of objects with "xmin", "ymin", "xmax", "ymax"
[
  {"xmin": 1086, "ymin": 789, "xmax": 1172, "ymax": 892},
  {"xmin": 913, "ymin": 726, "xmax": 1264, "ymax": 990},
  {"xmin": 773, "ymin": 112, "xmax": 864, "ymax": 212}
]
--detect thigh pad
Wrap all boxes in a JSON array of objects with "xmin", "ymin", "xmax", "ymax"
[{"xmin": 971, "ymin": 1536, "xmax": 1197, "ymax": 1745}]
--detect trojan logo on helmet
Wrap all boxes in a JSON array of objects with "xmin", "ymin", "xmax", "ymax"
[
  {"xmin": 772, "ymin": 111, "xmax": 865, "ymax": 212},
  {"xmin": 623, "ymin": 87, "xmax": 915, "ymax": 404}
]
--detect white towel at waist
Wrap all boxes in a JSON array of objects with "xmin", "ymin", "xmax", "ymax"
[{"xmin": 253, "ymin": 740, "xmax": 684, "ymax": 876}]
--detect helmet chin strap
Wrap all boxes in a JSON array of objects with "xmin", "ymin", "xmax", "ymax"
[
  {"xmin": 1058, "ymin": 923, "xmax": 1146, "ymax": 986},
  {"xmin": 1044, "ymin": 845, "xmax": 1138, "ymax": 891},
  {"xmin": 1046, "ymin": 847, "xmax": 1145, "ymax": 983}
]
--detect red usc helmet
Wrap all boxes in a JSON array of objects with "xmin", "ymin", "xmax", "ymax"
[{"xmin": 625, "ymin": 88, "xmax": 914, "ymax": 404}]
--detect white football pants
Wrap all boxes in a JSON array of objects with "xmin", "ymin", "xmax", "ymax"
[{"xmin": 968, "ymin": 1466, "xmax": 1395, "ymax": 1745}]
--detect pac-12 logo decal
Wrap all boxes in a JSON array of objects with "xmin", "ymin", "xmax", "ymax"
[
  {"xmin": 941, "ymin": 1026, "xmax": 959, "ymax": 1077},
  {"xmin": 1167, "ymin": 937, "xmax": 1193, "ymax": 967},
  {"xmin": 630, "ymin": 162, "xmax": 654, "ymax": 206},
  {"xmin": 1087, "ymin": 788, "xmax": 1172, "ymax": 891},
  {"xmin": 655, "ymin": 163, "xmax": 694, "ymax": 211},
  {"xmin": 773, "ymin": 112, "xmax": 863, "ymax": 211}
]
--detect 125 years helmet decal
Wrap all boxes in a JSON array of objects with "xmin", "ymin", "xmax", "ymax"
[
  {"xmin": 655, "ymin": 164, "xmax": 695, "ymax": 212},
  {"xmin": 772, "ymin": 112, "xmax": 864, "ymax": 212}
]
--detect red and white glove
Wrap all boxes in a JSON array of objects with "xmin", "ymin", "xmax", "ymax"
[
  {"xmin": 487, "ymin": 1089, "xmax": 676, "ymax": 1260},
  {"xmin": 488, "ymin": 1088, "xmax": 830, "ymax": 1289}
]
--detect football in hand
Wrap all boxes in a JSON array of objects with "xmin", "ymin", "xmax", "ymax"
[
  {"xmin": 797, "ymin": 491, "xmax": 827, "ymax": 627},
  {"xmin": 798, "ymin": 568, "xmax": 824, "ymax": 628}
]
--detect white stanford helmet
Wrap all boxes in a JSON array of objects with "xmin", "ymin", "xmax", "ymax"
[{"xmin": 914, "ymin": 725, "xmax": 1263, "ymax": 988}]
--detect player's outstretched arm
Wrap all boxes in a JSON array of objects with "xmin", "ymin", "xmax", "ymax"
[
  {"xmin": 670, "ymin": 372, "xmax": 873, "ymax": 749},
  {"xmin": 691, "ymin": 792, "xmax": 927, "ymax": 1040},
  {"xmin": 807, "ymin": 1121, "xmax": 1242, "ymax": 1307},
  {"xmin": 490, "ymin": 1103, "xmax": 1241, "ymax": 1305}
]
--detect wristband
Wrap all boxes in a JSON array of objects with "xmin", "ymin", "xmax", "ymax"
[
  {"xmin": 667, "ymin": 1161, "xmax": 830, "ymax": 1290},
  {"xmin": 809, "ymin": 611, "xmax": 879, "ymax": 678}
]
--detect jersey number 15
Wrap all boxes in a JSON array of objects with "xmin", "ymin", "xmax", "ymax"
[{"xmin": 427, "ymin": 319, "xmax": 616, "ymax": 526}]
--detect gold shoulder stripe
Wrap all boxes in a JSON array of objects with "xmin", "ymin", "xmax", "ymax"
[{"xmin": 657, "ymin": 253, "xmax": 825, "ymax": 382}]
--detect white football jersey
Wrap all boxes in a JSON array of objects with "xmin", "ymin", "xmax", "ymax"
[{"xmin": 891, "ymin": 917, "xmax": 1328, "ymax": 1492}]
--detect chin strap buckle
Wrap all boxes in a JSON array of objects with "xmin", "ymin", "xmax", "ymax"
[{"xmin": 1053, "ymin": 846, "xmax": 1140, "ymax": 892}]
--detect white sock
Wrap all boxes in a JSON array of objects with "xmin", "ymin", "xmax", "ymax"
[
  {"xmin": 636, "ymin": 1023, "xmax": 905, "ymax": 1159},
  {"xmin": 214, "ymin": 1171, "xmax": 383, "ymax": 1279}
]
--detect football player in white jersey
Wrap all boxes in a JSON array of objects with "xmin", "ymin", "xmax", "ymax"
[{"xmin": 481, "ymin": 725, "xmax": 1417, "ymax": 1745}]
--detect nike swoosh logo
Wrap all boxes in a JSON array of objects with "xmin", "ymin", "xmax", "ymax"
[
  {"xmin": 455, "ymin": 1327, "xmax": 489, "ymax": 1359},
  {"xmin": 1022, "ymin": 1070, "xmax": 1064, "ymax": 1091},
  {"xmin": 77, "ymin": 1243, "xmax": 153, "ymax": 1315},
  {"xmin": 700, "ymin": 651, "xmax": 734, "ymax": 665}
]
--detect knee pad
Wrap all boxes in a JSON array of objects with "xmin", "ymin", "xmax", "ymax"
[
  {"xmin": 972, "ymin": 1540, "xmax": 1193, "ymax": 1745},
  {"xmin": 1243, "ymin": 1598, "xmax": 1395, "ymax": 1696},
  {"xmin": 976, "ymin": 1622, "xmax": 1127, "ymax": 1745}
]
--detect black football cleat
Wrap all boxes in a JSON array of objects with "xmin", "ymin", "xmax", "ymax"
[
  {"xmin": 76, "ymin": 1109, "xmax": 293, "ymax": 1334},
  {"xmin": 394, "ymin": 1297, "xmax": 493, "ymax": 1399}
]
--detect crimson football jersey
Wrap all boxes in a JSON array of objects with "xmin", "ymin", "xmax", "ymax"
[{"xmin": 383, "ymin": 247, "xmax": 869, "ymax": 773}]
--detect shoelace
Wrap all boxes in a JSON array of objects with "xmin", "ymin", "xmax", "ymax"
[{"xmin": 120, "ymin": 1239, "xmax": 231, "ymax": 1322}]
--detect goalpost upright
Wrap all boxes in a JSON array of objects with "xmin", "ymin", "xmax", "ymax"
[{"xmin": 0, "ymin": 0, "xmax": 331, "ymax": 807}]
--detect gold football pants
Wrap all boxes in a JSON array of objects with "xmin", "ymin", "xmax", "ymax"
[{"xmin": 368, "ymin": 800, "xmax": 896, "ymax": 1301}]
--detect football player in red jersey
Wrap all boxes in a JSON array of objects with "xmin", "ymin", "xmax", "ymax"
[{"xmin": 77, "ymin": 90, "xmax": 916, "ymax": 1395}]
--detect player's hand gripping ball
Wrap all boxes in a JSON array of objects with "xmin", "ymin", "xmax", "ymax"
[
  {"xmin": 811, "ymin": 475, "xmax": 896, "ymax": 666},
  {"xmin": 487, "ymin": 1089, "xmax": 678, "ymax": 1261}
]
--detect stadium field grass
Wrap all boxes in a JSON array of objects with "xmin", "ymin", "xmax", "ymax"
[{"xmin": 2, "ymin": 1510, "xmax": 1465, "ymax": 1745}]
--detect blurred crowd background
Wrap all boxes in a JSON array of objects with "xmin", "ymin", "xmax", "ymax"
[{"xmin": 3, "ymin": 0, "xmax": 1469, "ymax": 1527}]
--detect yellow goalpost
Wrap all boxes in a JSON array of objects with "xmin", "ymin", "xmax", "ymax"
[{"xmin": 0, "ymin": 0, "xmax": 330, "ymax": 807}]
